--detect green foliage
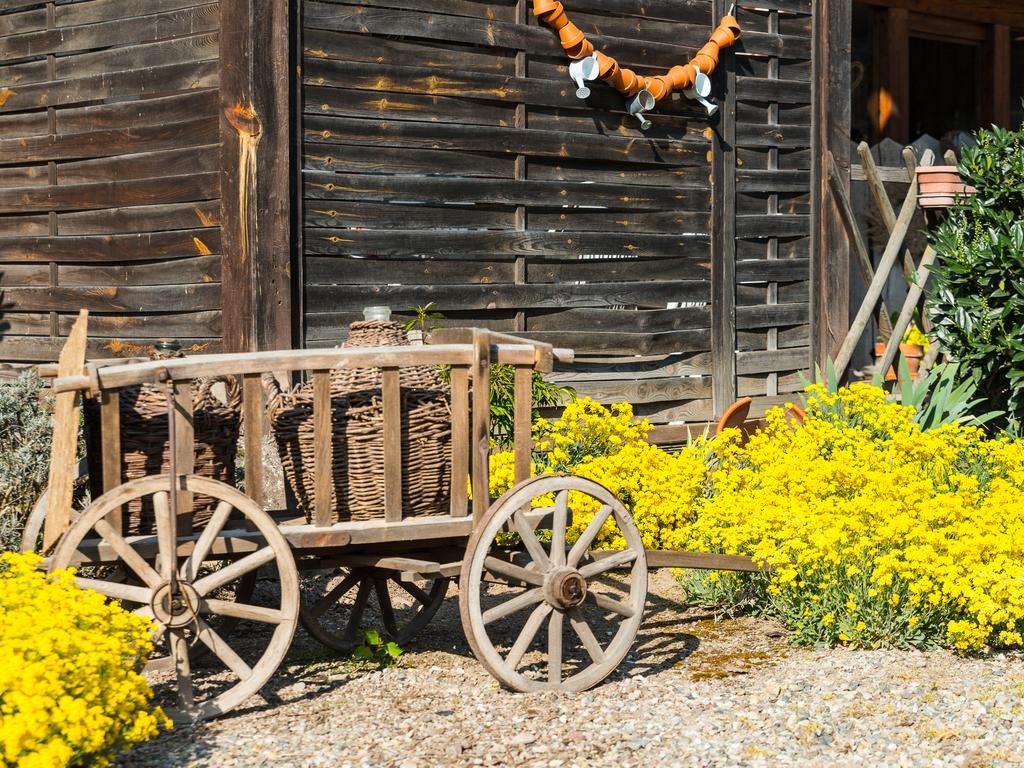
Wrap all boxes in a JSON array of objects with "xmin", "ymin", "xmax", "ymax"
[
  {"xmin": 927, "ymin": 123, "xmax": 1024, "ymax": 435},
  {"xmin": 488, "ymin": 364, "xmax": 574, "ymax": 448},
  {"xmin": 403, "ymin": 302, "xmax": 445, "ymax": 334},
  {"xmin": 353, "ymin": 629, "xmax": 403, "ymax": 667},
  {"xmin": 0, "ymin": 373, "xmax": 53, "ymax": 551},
  {"xmin": 899, "ymin": 360, "xmax": 1000, "ymax": 432}
]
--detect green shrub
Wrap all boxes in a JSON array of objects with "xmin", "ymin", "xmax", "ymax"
[
  {"xmin": 928, "ymin": 124, "xmax": 1024, "ymax": 435},
  {"xmin": 0, "ymin": 373, "xmax": 53, "ymax": 551}
]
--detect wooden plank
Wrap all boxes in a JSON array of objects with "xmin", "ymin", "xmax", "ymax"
[
  {"xmin": 449, "ymin": 365, "xmax": 469, "ymax": 518},
  {"xmin": 304, "ymin": 143, "xmax": 515, "ymax": 180},
  {"xmin": 1, "ymin": 285, "xmax": 219, "ymax": 313},
  {"xmin": 172, "ymin": 379, "xmax": 194, "ymax": 533},
  {"xmin": 735, "ymin": 214, "xmax": 810, "ymax": 238},
  {"xmin": 382, "ymin": 367, "xmax": 403, "ymax": 523},
  {"xmin": 735, "ymin": 123, "xmax": 812, "ymax": 148},
  {"xmin": 58, "ymin": 201, "xmax": 221, "ymax": 235},
  {"xmin": 513, "ymin": 364, "xmax": 531, "ymax": 485},
  {"xmin": 0, "ymin": 230, "xmax": 220, "ymax": 263},
  {"xmin": 313, "ymin": 370, "xmax": 333, "ymax": 526},
  {"xmin": 56, "ymin": 91, "xmax": 219, "ymax": 134},
  {"xmin": 0, "ymin": 4, "xmax": 219, "ymax": 60},
  {"xmin": 736, "ymin": 76, "xmax": 812, "ymax": 104},
  {"xmin": 0, "ymin": 173, "xmax": 219, "ymax": 214},
  {"xmin": 0, "ymin": 60, "xmax": 219, "ymax": 112},
  {"xmin": 711, "ymin": 17, "xmax": 737, "ymax": 419},
  {"xmin": 304, "ymin": 171, "xmax": 712, "ymax": 209},
  {"xmin": 53, "ymin": 33, "xmax": 219, "ymax": 82},
  {"xmin": 242, "ymin": 373, "xmax": 264, "ymax": 509},
  {"xmin": 470, "ymin": 330, "xmax": 490, "ymax": 524},
  {"xmin": 99, "ymin": 388, "xmax": 122, "ymax": 531},
  {"xmin": 303, "ymin": 229, "xmax": 709, "ymax": 259},
  {"xmin": 43, "ymin": 310, "xmax": 88, "ymax": 549},
  {"xmin": 303, "ymin": 114, "xmax": 705, "ymax": 166},
  {"xmin": 305, "ymin": 281, "xmax": 709, "ymax": 312}
]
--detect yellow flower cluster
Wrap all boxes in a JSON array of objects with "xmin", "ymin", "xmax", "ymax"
[
  {"xmin": 0, "ymin": 552, "xmax": 170, "ymax": 767},
  {"xmin": 491, "ymin": 385, "xmax": 1024, "ymax": 652}
]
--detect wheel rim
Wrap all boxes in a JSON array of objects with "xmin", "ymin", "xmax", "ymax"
[
  {"xmin": 460, "ymin": 475, "xmax": 647, "ymax": 693},
  {"xmin": 50, "ymin": 475, "xmax": 299, "ymax": 723},
  {"xmin": 300, "ymin": 567, "xmax": 449, "ymax": 651}
]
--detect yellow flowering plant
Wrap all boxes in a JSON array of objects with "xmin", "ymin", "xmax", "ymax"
[
  {"xmin": 0, "ymin": 552, "xmax": 170, "ymax": 767},
  {"xmin": 491, "ymin": 386, "xmax": 1024, "ymax": 653}
]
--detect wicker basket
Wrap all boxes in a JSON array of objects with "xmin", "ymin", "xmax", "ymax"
[
  {"xmin": 84, "ymin": 371, "xmax": 242, "ymax": 535},
  {"xmin": 266, "ymin": 321, "xmax": 452, "ymax": 522}
]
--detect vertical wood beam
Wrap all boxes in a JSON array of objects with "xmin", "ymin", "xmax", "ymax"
[
  {"xmin": 312, "ymin": 370, "xmax": 333, "ymax": 526},
  {"xmin": 449, "ymin": 365, "xmax": 469, "ymax": 517},
  {"xmin": 99, "ymin": 389, "xmax": 122, "ymax": 532},
  {"xmin": 172, "ymin": 380, "xmax": 195, "ymax": 535},
  {"xmin": 220, "ymin": 0, "xmax": 292, "ymax": 354},
  {"xmin": 878, "ymin": 7, "xmax": 909, "ymax": 142},
  {"xmin": 382, "ymin": 367, "xmax": 403, "ymax": 523},
  {"xmin": 710, "ymin": 0, "xmax": 737, "ymax": 417},
  {"xmin": 813, "ymin": 0, "xmax": 852, "ymax": 368},
  {"xmin": 242, "ymin": 373, "xmax": 265, "ymax": 509},
  {"xmin": 513, "ymin": 364, "xmax": 532, "ymax": 485},
  {"xmin": 989, "ymin": 24, "xmax": 1011, "ymax": 128},
  {"xmin": 470, "ymin": 331, "xmax": 491, "ymax": 525}
]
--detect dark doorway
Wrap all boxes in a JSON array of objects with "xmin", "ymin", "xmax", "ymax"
[{"xmin": 908, "ymin": 36, "xmax": 981, "ymax": 139}]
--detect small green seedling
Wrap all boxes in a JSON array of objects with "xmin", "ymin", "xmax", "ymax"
[{"xmin": 354, "ymin": 630, "xmax": 404, "ymax": 668}]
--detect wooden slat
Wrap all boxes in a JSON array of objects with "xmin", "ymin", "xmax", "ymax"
[
  {"xmin": 513, "ymin": 364, "xmax": 531, "ymax": 485},
  {"xmin": 470, "ymin": 331, "xmax": 490, "ymax": 524},
  {"xmin": 242, "ymin": 373, "xmax": 264, "ymax": 509},
  {"xmin": 312, "ymin": 370, "xmax": 333, "ymax": 526},
  {"xmin": 172, "ymin": 379, "xmax": 194, "ymax": 534},
  {"xmin": 99, "ymin": 388, "xmax": 122, "ymax": 531},
  {"xmin": 449, "ymin": 365, "xmax": 469, "ymax": 518},
  {"xmin": 382, "ymin": 366, "xmax": 403, "ymax": 523}
]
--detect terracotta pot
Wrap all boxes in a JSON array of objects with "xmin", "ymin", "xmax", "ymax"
[
  {"xmin": 916, "ymin": 166, "xmax": 975, "ymax": 209},
  {"xmin": 874, "ymin": 342, "xmax": 897, "ymax": 381},
  {"xmin": 899, "ymin": 343, "xmax": 923, "ymax": 358}
]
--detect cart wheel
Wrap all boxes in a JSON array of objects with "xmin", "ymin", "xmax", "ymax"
[
  {"xmin": 460, "ymin": 475, "xmax": 647, "ymax": 692},
  {"xmin": 49, "ymin": 475, "xmax": 299, "ymax": 723},
  {"xmin": 300, "ymin": 567, "xmax": 449, "ymax": 651}
]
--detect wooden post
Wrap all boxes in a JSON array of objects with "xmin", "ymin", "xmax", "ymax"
[
  {"xmin": 513, "ymin": 364, "xmax": 532, "ymax": 485},
  {"xmin": 242, "ymin": 373, "xmax": 265, "ymax": 509},
  {"xmin": 99, "ymin": 389, "xmax": 122, "ymax": 532},
  {"xmin": 219, "ymin": 0, "xmax": 292, "ymax": 353},
  {"xmin": 710, "ymin": 0, "xmax": 736, "ymax": 417},
  {"xmin": 989, "ymin": 24, "xmax": 1011, "ymax": 128},
  {"xmin": 814, "ymin": 0, "xmax": 852, "ymax": 367},
  {"xmin": 382, "ymin": 367, "xmax": 403, "ymax": 523},
  {"xmin": 834, "ymin": 171, "xmax": 921, "ymax": 378},
  {"xmin": 172, "ymin": 380, "xmax": 195, "ymax": 534},
  {"xmin": 876, "ymin": 245, "xmax": 940, "ymax": 379},
  {"xmin": 470, "ymin": 331, "xmax": 491, "ymax": 524},
  {"xmin": 312, "ymin": 371, "xmax": 333, "ymax": 526},
  {"xmin": 449, "ymin": 365, "xmax": 470, "ymax": 517},
  {"xmin": 878, "ymin": 7, "xmax": 909, "ymax": 143},
  {"xmin": 856, "ymin": 142, "xmax": 917, "ymax": 279},
  {"xmin": 43, "ymin": 310, "xmax": 88, "ymax": 551}
]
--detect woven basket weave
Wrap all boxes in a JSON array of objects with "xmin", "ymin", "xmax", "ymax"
[
  {"xmin": 84, "ymin": 367, "xmax": 242, "ymax": 535},
  {"xmin": 266, "ymin": 321, "xmax": 452, "ymax": 522}
]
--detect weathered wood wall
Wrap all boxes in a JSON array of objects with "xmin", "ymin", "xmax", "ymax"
[
  {"xmin": 298, "ymin": 0, "xmax": 815, "ymax": 421},
  {"xmin": 0, "ymin": 0, "xmax": 223, "ymax": 362}
]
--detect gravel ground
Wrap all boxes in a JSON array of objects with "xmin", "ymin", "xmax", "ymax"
[{"xmin": 119, "ymin": 571, "xmax": 1024, "ymax": 768}]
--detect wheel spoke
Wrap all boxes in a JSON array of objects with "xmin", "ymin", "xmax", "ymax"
[
  {"xmin": 308, "ymin": 571, "xmax": 360, "ymax": 620},
  {"xmin": 585, "ymin": 590, "xmax": 636, "ymax": 618},
  {"xmin": 548, "ymin": 610, "xmax": 563, "ymax": 684},
  {"xmin": 154, "ymin": 491, "xmax": 175, "ymax": 581},
  {"xmin": 483, "ymin": 556, "xmax": 545, "ymax": 587},
  {"xmin": 578, "ymin": 549, "xmax": 639, "ymax": 579},
  {"xmin": 396, "ymin": 579, "xmax": 431, "ymax": 606},
  {"xmin": 192, "ymin": 546, "xmax": 276, "ymax": 597},
  {"xmin": 511, "ymin": 510, "xmax": 551, "ymax": 572},
  {"xmin": 75, "ymin": 576, "xmax": 151, "ymax": 604},
  {"xmin": 568, "ymin": 608, "xmax": 604, "ymax": 664},
  {"xmin": 344, "ymin": 579, "xmax": 373, "ymax": 643},
  {"xmin": 549, "ymin": 491, "xmax": 568, "ymax": 567},
  {"xmin": 93, "ymin": 518, "xmax": 161, "ymax": 588},
  {"xmin": 375, "ymin": 579, "xmax": 398, "ymax": 636},
  {"xmin": 180, "ymin": 500, "xmax": 234, "ymax": 581},
  {"xmin": 482, "ymin": 587, "xmax": 543, "ymax": 625},
  {"xmin": 505, "ymin": 603, "xmax": 552, "ymax": 671},
  {"xmin": 196, "ymin": 618, "xmax": 253, "ymax": 681},
  {"xmin": 169, "ymin": 629, "xmax": 194, "ymax": 711},
  {"xmin": 201, "ymin": 598, "xmax": 284, "ymax": 625},
  {"xmin": 566, "ymin": 504, "xmax": 613, "ymax": 567}
]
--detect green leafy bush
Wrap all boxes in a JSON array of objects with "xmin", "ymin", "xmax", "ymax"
[
  {"xmin": 928, "ymin": 124, "xmax": 1024, "ymax": 435},
  {"xmin": 0, "ymin": 373, "xmax": 53, "ymax": 551}
]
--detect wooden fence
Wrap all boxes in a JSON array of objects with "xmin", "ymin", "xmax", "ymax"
[
  {"xmin": 0, "ymin": 0, "xmax": 224, "ymax": 361},
  {"xmin": 0, "ymin": 0, "xmax": 833, "ymax": 424},
  {"xmin": 297, "ymin": 0, "xmax": 816, "ymax": 422}
]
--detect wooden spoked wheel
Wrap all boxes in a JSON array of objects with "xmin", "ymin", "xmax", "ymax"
[
  {"xmin": 300, "ymin": 567, "xmax": 449, "ymax": 651},
  {"xmin": 460, "ymin": 475, "xmax": 648, "ymax": 693},
  {"xmin": 49, "ymin": 475, "xmax": 299, "ymax": 723},
  {"xmin": 20, "ymin": 457, "xmax": 89, "ymax": 552}
]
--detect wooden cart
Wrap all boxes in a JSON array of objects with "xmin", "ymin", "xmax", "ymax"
[{"xmin": 37, "ymin": 323, "xmax": 762, "ymax": 723}]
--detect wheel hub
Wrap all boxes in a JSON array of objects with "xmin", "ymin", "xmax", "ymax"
[
  {"xmin": 151, "ymin": 581, "xmax": 201, "ymax": 628},
  {"xmin": 545, "ymin": 568, "xmax": 587, "ymax": 609}
]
